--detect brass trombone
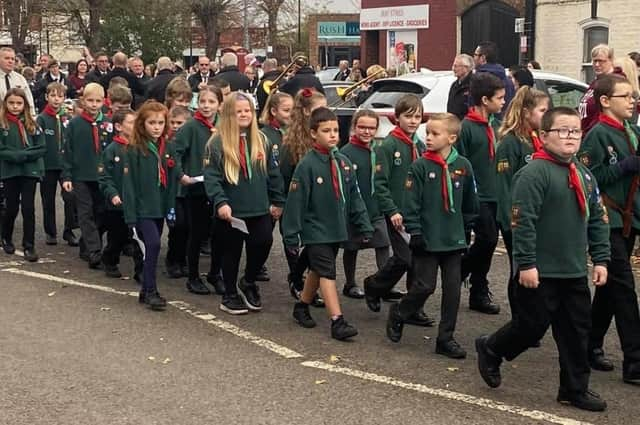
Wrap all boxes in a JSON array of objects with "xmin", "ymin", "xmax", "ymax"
[
  {"xmin": 329, "ymin": 68, "xmax": 387, "ymax": 108},
  {"xmin": 261, "ymin": 54, "xmax": 309, "ymax": 95}
]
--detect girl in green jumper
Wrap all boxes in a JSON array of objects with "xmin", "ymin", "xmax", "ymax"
[{"xmin": 0, "ymin": 88, "xmax": 46, "ymax": 262}]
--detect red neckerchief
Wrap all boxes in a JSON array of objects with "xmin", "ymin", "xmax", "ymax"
[
  {"xmin": 193, "ymin": 111, "xmax": 214, "ymax": 132},
  {"xmin": 598, "ymin": 113, "xmax": 638, "ymax": 153},
  {"xmin": 390, "ymin": 126, "xmax": 417, "ymax": 161},
  {"xmin": 349, "ymin": 135, "xmax": 370, "ymax": 151},
  {"xmin": 80, "ymin": 111, "xmax": 100, "ymax": 153},
  {"xmin": 6, "ymin": 113, "xmax": 27, "ymax": 146},
  {"xmin": 42, "ymin": 104, "xmax": 58, "ymax": 118},
  {"xmin": 313, "ymin": 143, "xmax": 341, "ymax": 200},
  {"xmin": 239, "ymin": 134, "xmax": 248, "ymax": 179},
  {"xmin": 104, "ymin": 97, "xmax": 112, "ymax": 109},
  {"xmin": 269, "ymin": 119, "xmax": 281, "ymax": 130},
  {"xmin": 599, "ymin": 113, "xmax": 624, "ymax": 132},
  {"xmin": 423, "ymin": 151, "xmax": 451, "ymax": 212},
  {"xmin": 530, "ymin": 131, "xmax": 543, "ymax": 152},
  {"xmin": 112, "ymin": 135, "xmax": 128, "ymax": 145},
  {"xmin": 533, "ymin": 150, "xmax": 587, "ymax": 217},
  {"xmin": 465, "ymin": 107, "xmax": 495, "ymax": 159}
]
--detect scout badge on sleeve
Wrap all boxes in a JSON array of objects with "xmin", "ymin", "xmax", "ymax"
[{"xmin": 510, "ymin": 206, "xmax": 520, "ymax": 228}]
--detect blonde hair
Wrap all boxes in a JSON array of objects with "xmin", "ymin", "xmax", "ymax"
[
  {"xmin": 616, "ymin": 56, "xmax": 640, "ymax": 95},
  {"xmin": 209, "ymin": 92, "xmax": 267, "ymax": 185},
  {"xmin": 283, "ymin": 89, "xmax": 326, "ymax": 165},
  {"xmin": 165, "ymin": 76, "xmax": 192, "ymax": 108},
  {"xmin": 498, "ymin": 86, "xmax": 549, "ymax": 141},
  {"xmin": 259, "ymin": 92, "xmax": 293, "ymax": 125},
  {"xmin": 366, "ymin": 64, "xmax": 387, "ymax": 82},
  {"xmin": 592, "ymin": 44, "xmax": 614, "ymax": 60},
  {"xmin": 82, "ymin": 82, "xmax": 105, "ymax": 99},
  {"xmin": 427, "ymin": 113, "xmax": 461, "ymax": 136}
]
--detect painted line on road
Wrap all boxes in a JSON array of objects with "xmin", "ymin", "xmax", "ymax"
[{"xmin": 301, "ymin": 361, "xmax": 594, "ymax": 425}]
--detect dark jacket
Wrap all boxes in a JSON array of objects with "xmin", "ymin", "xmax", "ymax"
[
  {"xmin": 333, "ymin": 69, "xmax": 350, "ymax": 81},
  {"xmin": 447, "ymin": 72, "xmax": 472, "ymax": 120},
  {"xmin": 215, "ymin": 66, "xmax": 250, "ymax": 92},
  {"xmin": 187, "ymin": 72, "xmax": 214, "ymax": 93},
  {"xmin": 280, "ymin": 67, "xmax": 324, "ymax": 97},
  {"xmin": 144, "ymin": 69, "xmax": 176, "ymax": 103},
  {"xmin": 85, "ymin": 68, "xmax": 109, "ymax": 85},
  {"xmin": 475, "ymin": 63, "xmax": 515, "ymax": 111},
  {"xmin": 100, "ymin": 67, "xmax": 145, "ymax": 98},
  {"xmin": 33, "ymin": 72, "xmax": 72, "ymax": 111},
  {"xmin": 256, "ymin": 70, "xmax": 280, "ymax": 113}
]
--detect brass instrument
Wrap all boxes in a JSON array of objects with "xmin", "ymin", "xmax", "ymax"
[
  {"xmin": 261, "ymin": 54, "xmax": 309, "ymax": 95},
  {"xmin": 329, "ymin": 68, "xmax": 387, "ymax": 108}
]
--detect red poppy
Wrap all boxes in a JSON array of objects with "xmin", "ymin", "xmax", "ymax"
[
  {"xmin": 301, "ymin": 88, "xmax": 314, "ymax": 98},
  {"xmin": 167, "ymin": 158, "xmax": 176, "ymax": 168}
]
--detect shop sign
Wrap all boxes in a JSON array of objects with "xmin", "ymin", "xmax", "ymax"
[
  {"xmin": 360, "ymin": 5, "xmax": 430, "ymax": 31},
  {"xmin": 318, "ymin": 21, "xmax": 361, "ymax": 37}
]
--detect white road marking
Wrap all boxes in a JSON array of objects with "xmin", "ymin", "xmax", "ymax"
[{"xmin": 301, "ymin": 361, "xmax": 594, "ymax": 425}]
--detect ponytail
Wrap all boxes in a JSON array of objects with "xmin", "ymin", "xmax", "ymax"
[{"xmin": 498, "ymin": 86, "xmax": 548, "ymax": 143}]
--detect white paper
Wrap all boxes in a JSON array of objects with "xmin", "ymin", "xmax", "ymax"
[
  {"xmin": 131, "ymin": 228, "xmax": 146, "ymax": 260},
  {"xmin": 192, "ymin": 175, "xmax": 204, "ymax": 183},
  {"xmin": 397, "ymin": 227, "xmax": 410, "ymax": 245},
  {"xmin": 230, "ymin": 217, "xmax": 249, "ymax": 234}
]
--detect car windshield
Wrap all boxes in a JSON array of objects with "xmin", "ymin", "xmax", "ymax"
[{"xmin": 361, "ymin": 81, "xmax": 429, "ymax": 109}]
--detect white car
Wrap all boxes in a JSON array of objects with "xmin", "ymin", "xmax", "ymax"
[{"xmin": 358, "ymin": 70, "xmax": 589, "ymax": 141}]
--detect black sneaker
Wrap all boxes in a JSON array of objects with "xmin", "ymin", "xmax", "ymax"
[
  {"xmin": 363, "ymin": 275, "xmax": 381, "ymax": 312},
  {"xmin": 165, "ymin": 261, "xmax": 183, "ymax": 279},
  {"xmin": 186, "ymin": 277, "xmax": 211, "ymax": 295},
  {"xmin": 623, "ymin": 362, "xmax": 640, "ymax": 385},
  {"xmin": 104, "ymin": 264, "xmax": 122, "ymax": 278},
  {"xmin": 293, "ymin": 302, "xmax": 316, "ymax": 328},
  {"xmin": 331, "ymin": 316, "xmax": 358, "ymax": 341},
  {"xmin": 200, "ymin": 241, "xmax": 211, "ymax": 256},
  {"xmin": 436, "ymin": 339, "xmax": 467, "ymax": 359},
  {"xmin": 138, "ymin": 290, "xmax": 167, "ymax": 311},
  {"xmin": 206, "ymin": 273, "xmax": 226, "ymax": 295},
  {"xmin": 469, "ymin": 291, "xmax": 501, "ymax": 315},
  {"xmin": 386, "ymin": 303, "xmax": 404, "ymax": 343},
  {"xmin": 23, "ymin": 248, "xmax": 39, "ymax": 262},
  {"xmin": 254, "ymin": 265, "xmax": 270, "ymax": 282},
  {"xmin": 343, "ymin": 284, "xmax": 365, "ymax": 299},
  {"xmin": 382, "ymin": 288, "xmax": 406, "ymax": 301},
  {"xmin": 237, "ymin": 277, "xmax": 262, "ymax": 311},
  {"xmin": 310, "ymin": 292, "xmax": 325, "ymax": 308},
  {"xmin": 589, "ymin": 348, "xmax": 614, "ymax": 371},
  {"xmin": 63, "ymin": 230, "xmax": 79, "ymax": 247},
  {"xmin": 180, "ymin": 264, "xmax": 189, "ymax": 277},
  {"xmin": 404, "ymin": 310, "xmax": 436, "ymax": 327},
  {"xmin": 557, "ymin": 388, "xmax": 607, "ymax": 412},
  {"xmin": 289, "ymin": 279, "xmax": 302, "ymax": 301},
  {"xmin": 220, "ymin": 294, "xmax": 249, "ymax": 315},
  {"xmin": 45, "ymin": 234, "xmax": 57, "ymax": 245},
  {"xmin": 88, "ymin": 253, "xmax": 103, "ymax": 269},
  {"xmin": 475, "ymin": 335, "xmax": 502, "ymax": 388},
  {"xmin": 2, "ymin": 239, "xmax": 15, "ymax": 254}
]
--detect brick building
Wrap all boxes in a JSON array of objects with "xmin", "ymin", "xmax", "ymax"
[{"xmin": 308, "ymin": 13, "xmax": 361, "ymax": 68}]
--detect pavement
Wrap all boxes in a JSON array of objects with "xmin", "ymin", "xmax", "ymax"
[{"xmin": 1, "ymin": 200, "xmax": 639, "ymax": 425}]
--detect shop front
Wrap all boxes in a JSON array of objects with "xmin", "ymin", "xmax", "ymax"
[{"xmin": 309, "ymin": 14, "xmax": 361, "ymax": 69}]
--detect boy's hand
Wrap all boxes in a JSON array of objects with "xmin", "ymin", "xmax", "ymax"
[
  {"xmin": 111, "ymin": 195, "xmax": 122, "ymax": 206},
  {"xmin": 390, "ymin": 213, "xmax": 403, "ymax": 230},
  {"xmin": 270, "ymin": 205, "xmax": 282, "ymax": 220},
  {"xmin": 62, "ymin": 181, "xmax": 73, "ymax": 192},
  {"xmin": 519, "ymin": 268, "xmax": 539, "ymax": 289},
  {"xmin": 180, "ymin": 174, "xmax": 193, "ymax": 186},
  {"xmin": 217, "ymin": 204, "xmax": 232, "ymax": 221},
  {"xmin": 592, "ymin": 265, "xmax": 607, "ymax": 286}
]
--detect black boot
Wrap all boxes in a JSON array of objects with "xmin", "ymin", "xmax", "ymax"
[
  {"xmin": 475, "ymin": 335, "xmax": 502, "ymax": 388},
  {"xmin": 469, "ymin": 290, "xmax": 500, "ymax": 315},
  {"xmin": 557, "ymin": 388, "xmax": 607, "ymax": 412},
  {"xmin": 363, "ymin": 275, "xmax": 381, "ymax": 312},
  {"xmin": 331, "ymin": 316, "xmax": 358, "ymax": 341},
  {"xmin": 139, "ymin": 290, "xmax": 167, "ymax": 311},
  {"xmin": 293, "ymin": 302, "xmax": 316, "ymax": 328},
  {"xmin": 343, "ymin": 283, "xmax": 365, "ymax": 299},
  {"xmin": 386, "ymin": 303, "xmax": 404, "ymax": 342},
  {"xmin": 588, "ymin": 348, "xmax": 614, "ymax": 372}
]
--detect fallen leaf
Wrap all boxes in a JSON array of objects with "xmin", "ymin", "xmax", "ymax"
[
  {"xmin": 329, "ymin": 355, "xmax": 340, "ymax": 363},
  {"xmin": 315, "ymin": 380, "xmax": 327, "ymax": 385},
  {"xmin": 162, "ymin": 357, "xmax": 172, "ymax": 365},
  {"xmin": 423, "ymin": 336, "xmax": 431, "ymax": 341},
  {"xmin": 147, "ymin": 356, "xmax": 156, "ymax": 361},
  {"xmin": 48, "ymin": 291, "xmax": 56, "ymax": 297},
  {"xmin": 160, "ymin": 337, "xmax": 165, "ymax": 342},
  {"xmin": 100, "ymin": 307, "xmax": 111, "ymax": 311},
  {"xmin": 63, "ymin": 270, "xmax": 70, "ymax": 274},
  {"xmin": 121, "ymin": 276, "xmax": 130, "ymax": 280},
  {"xmin": 446, "ymin": 367, "xmax": 459, "ymax": 372}
]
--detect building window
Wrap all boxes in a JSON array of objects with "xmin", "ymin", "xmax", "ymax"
[{"xmin": 582, "ymin": 25, "xmax": 609, "ymax": 82}]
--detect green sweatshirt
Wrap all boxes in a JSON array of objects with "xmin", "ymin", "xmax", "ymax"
[
  {"xmin": 174, "ymin": 118, "xmax": 214, "ymax": 197},
  {"xmin": 62, "ymin": 114, "xmax": 114, "ymax": 182},
  {"xmin": 0, "ymin": 121, "xmax": 46, "ymax": 179},
  {"xmin": 278, "ymin": 143, "xmax": 298, "ymax": 196},
  {"xmin": 512, "ymin": 154, "xmax": 610, "ymax": 278},
  {"xmin": 457, "ymin": 117, "xmax": 500, "ymax": 202},
  {"xmin": 495, "ymin": 132, "xmax": 535, "ymax": 230},
  {"xmin": 340, "ymin": 142, "xmax": 381, "ymax": 222},
  {"xmin": 578, "ymin": 122, "xmax": 640, "ymax": 230},
  {"xmin": 282, "ymin": 148, "xmax": 374, "ymax": 246},
  {"xmin": 98, "ymin": 140, "xmax": 128, "ymax": 211},
  {"xmin": 374, "ymin": 133, "xmax": 425, "ymax": 217},
  {"xmin": 203, "ymin": 134, "xmax": 285, "ymax": 218},
  {"xmin": 37, "ymin": 112, "xmax": 68, "ymax": 171}
]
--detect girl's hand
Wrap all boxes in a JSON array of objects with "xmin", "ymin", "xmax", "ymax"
[
  {"xmin": 519, "ymin": 268, "xmax": 539, "ymax": 289},
  {"xmin": 592, "ymin": 265, "xmax": 608, "ymax": 286},
  {"xmin": 180, "ymin": 174, "xmax": 193, "ymax": 186},
  {"xmin": 390, "ymin": 213, "xmax": 403, "ymax": 230},
  {"xmin": 111, "ymin": 195, "xmax": 122, "ymax": 206},
  {"xmin": 218, "ymin": 204, "xmax": 232, "ymax": 221},
  {"xmin": 62, "ymin": 181, "xmax": 73, "ymax": 192}
]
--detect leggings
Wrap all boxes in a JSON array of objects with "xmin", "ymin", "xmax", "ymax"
[
  {"xmin": 135, "ymin": 218, "xmax": 163, "ymax": 293},
  {"xmin": 343, "ymin": 247, "xmax": 390, "ymax": 286},
  {"xmin": 2, "ymin": 176, "xmax": 37, "ymax": 249},
  {"xmin": 186, "ymin": 196, "xmax": 214, "ymax": 279},
  {"xmin": 166, "ymin": 197, "xmax": 188, "ymax": 266},
  {"xmin": 40, "ymin": 169, "xmax": 77, "ymax": 237}
]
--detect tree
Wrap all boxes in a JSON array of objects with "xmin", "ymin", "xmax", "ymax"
[
  {"xmin": 189, "ymin": 0, "xmax": 240, "ymax": 59},
  {"xmin": 257, "ymin": 0, "xmax": 285, "ymax": 49},
  {"xmin": 3, "ymin": 0, "xmax": 44, "ymax": 54},
  {"xmin": 58, "ymin": 0, "xmax": 108, "ymax": 52}
]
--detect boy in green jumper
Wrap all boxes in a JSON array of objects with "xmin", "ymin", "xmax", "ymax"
[
  {"xmin": 476, "ymin": 107, "xmax": 610, "ymax": 412},
  {"xmin": 387, "ymin": 113, "xmax": 479, "ymax": 359},
  {"xmin": 456, "ymin": 72, "xmax": 505, "ymax": 314},
  {"xmin": 363, "ymin": 94, "xmax": 434, "ymax": 327},
  {"xmin": 37, "ymin": 82, "xmax": 78, "ymax": 247},
  {"xmin": 578, "ymin": 73, "xmax": 640, "ymax": 384},
  {"xmin": 282, "ymin": 107, "xmax": 373, "ymax": 340},
  {"xmin": 62, "ymin": 82, "xmax": 114, "ymax": 269}
]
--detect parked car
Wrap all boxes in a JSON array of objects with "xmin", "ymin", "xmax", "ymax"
[
  {"xmin": 358, "ymin": 69, "xmax": 589, "ymax": 140},
  {"xmin": 316, "ymin": 67, "xmax": 339, "ymax": 83},
  {"xmin": 322, "ymin": 81, "xmax": 357, "ymax": 146}
]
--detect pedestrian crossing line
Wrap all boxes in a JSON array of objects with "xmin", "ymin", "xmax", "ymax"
[{"xmin": 301, "ymin": 361, "xmax": 594, "ymax": 425}]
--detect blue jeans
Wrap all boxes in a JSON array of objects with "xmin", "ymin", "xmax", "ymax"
[{"xmin": 135, "ymin": 219, "xmax": 163, "ymax": 293}]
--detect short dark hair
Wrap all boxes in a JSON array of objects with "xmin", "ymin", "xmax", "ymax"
[
  {"xmin": 512, "ymin": 66, "xmax": 534, "ymax": 88},
  {"xmin": 477, "ymin": 41, "xmax": 498, "ymax": 63},
  {"xmin": 394, "ymin": 94, "xmax": 423, "ymax": 118},
  {"xmin": 112, "ymin": 107, "xmax": 135, "ymax": 126},
  {"xmin": 528, "ymin": 60, "xmax": 541, "ymax": 70},
  {"xmin": 470, "ymin": 72, "xmax": 505, "ymax": 106},
  {"xmin": 309, "ymin": 107, "xmax": 337, "ymax": 130},
  {"xmin": 210, "ymin": 77, "xmax": 230, "ymax": 90},
  {"xmin": 540, "ymin": 107, "xmax": 580, "ymax": 132},
  {"xmin": 593, "ymin": 73, "xmax": 631, "ymax": 111}
]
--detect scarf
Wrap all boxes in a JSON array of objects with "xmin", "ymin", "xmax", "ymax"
[
  {"xmin": 112, "ymin": 135, "xmax": 128, "ymax": 145},
  {"xmin": 530, "ymin": 130, "xmax": 543, "ymax": 152},
  {"xmin": 193, "ymin": 110, "xmax": 215, "ymax": 132},
  {"xmin": 533, "ymin": 150, "xmax": 588, "ymax": 218},
  {"xmin": 465, "ymin": 107, "xmax": 496, "ymax": 160},
  {"xmin": 147, "ymin": 138, "xmax": 167, "ymax": 188},
  {"xmin": 390, "ymin": 126, "xmax": 418, "ymax": 161},
  {"xmin": 238, "ymin": 133, "xmax": 252, "ymax": 180},
  {"xmin": 423, "ymin": 149, "xmax": 459, "ymax": 213},
  {"xmin": 313, "ymin": 143, "xmax": 344, "ymax": 203},
  {"xmin": 80, "ymin": 111, "xmax": 100, "ymax": 153},
  {"xmin": 43, "ymin": 104, "xmax": 63, "ymax": 149},
  {"xmin": 349, "ymin": 135, "xmax": 376, "ymax": 195},
  {"xmin": 6, "ymin": 113, "xmax": 28, "ymax": 147},
  {"xmin": 599, "ymin": 113, "xmax": 638, "ymax": 152}
]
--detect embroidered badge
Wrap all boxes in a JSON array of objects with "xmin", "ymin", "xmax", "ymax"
[
  {"xmin": 454, "ymin": 181, "xmax": 461, "ymax": 189},
  {"xmin": 44, "ymin": 129, "xmax": 55, "ymax": 136},
  {"xmin": 394, "ymin": 158, "xmax": 402, "ymax": 166},
  {"xmin": 510, "ymin": 206, "xmax": 520, "ymax": 228},
  {"xmin": 394, "ymin": 151, "xmax": 401, "ymax": 158},
  {"xmin": 273, "ymin": 144, "xmax": 278, "ymax": 150},
  {"xmin": 497, "ymin": 160, "xmax": 510, "ymax": 173},
  {"xmin": 524, "ymin": 154, "xmax": 532, "ymax": 163},
  {"xmin": 316, "ymin": 177, "xmax": 324, "ymax": 184},
  {"xmin": 428, "ymin": 172, "xmax": 436, "ymax": 179},
  {"xmin": 579, "ymin": 153, "xmax": 591, "ymax": 166},
  {"xmin": 375, "ymin": 164, "xmax": 382, "ymax": 173},
  {"xmin": 97, "ymin": 165, "xmax": 104, "ymax": 173},
  {"xmin": 353, "ymin": 164, "xmax": 358, "ymax": 170},
  {"xmin": 289, "ymin": 181, "xmax": 298, "ymax": 192},
  {"xmin": 405, "ymin": 178, "xmax": 413, "ymax": 190},
  {"xmin": 453, "ymin": 169, "xmax": 466, "ymax": 176},
  {"xmin": 203, "ymin": 158, "xmax": 210, "ymax": 166},
  {"xmin": 165, "ymin": 154, "xmax": 170, "ymax": 158},
  {"xmin": 123, "ymin": 166, "xmax": 129, "ymax": 175},
  {"xmin": 114, "ymin": 156, "xmax": 120, "ymax": 163}
]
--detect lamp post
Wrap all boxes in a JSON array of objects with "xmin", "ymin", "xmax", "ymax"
[{"xmin": 297, "ymin": 0, "xmax": 301, "ymax": 47}]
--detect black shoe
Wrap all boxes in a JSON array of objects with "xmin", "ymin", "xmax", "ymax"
[
  {"xmin": 220, "ymin": 294, "xmax": 249, "ymax": 315},
  {"xmin": 331, "ymin": 316, "xmax": 358, "ymax": 341},
  {"xmin": 165, "ymin": 260, "xmax": 182, "ymax": 278},
  {"xmin": 475, "ymin": 335, "xmax": 502, "ymax": 388},
  {"xmin": 343, "ymin": 284, "xmax": 365, "ymax": 299},
  {"xmin": 589, "ymin": 348, "xmax": 614, "ymax": 372},
  {"xmin": 310, "ymin": 292, "xmax": 325, "ymax": 308},
  {"xmin": 180, "ymin": 264, "xmax": 189, "ymax": 277},
  {"xmin": 623, "ymin": 362, "xmax": 640, "ymax": 385},
  {"xmin": 206, "ymin": 273, "xmax": 225, "ymax": 295},
  {"xmin": 404, "ymin": 310, "xmax": 436, "ymax": 327},
  {"xmin": 469, "ymin": 291, "xmax": 501, "ymax": 315},
  {"xmin": 186, "ymin": 277, "xmax": 211, "ymax": 295},
  {"xmin": 237, "ymin": 277, "xmax": 262, "ymax": 311},
  {"xmin": 133, "ymin": 272, "xmax": 143, "ymax": 284},
  {"xmin": 436, "ymin": 339, "xmax": 467, "ymax": 359},
  {"xmin": 138, "ymin": 290, "xmax": 167, "ymax": 311},
  {"xmin": 79, "ymin": 251, "xmax": 90, "ymax": 262},
  {"xmin": 200, "ymin": 242, "xmax": 211, "ymax": 256},
  {"xmin": 104, "ymin": 264, "xmax": 122, "ymax": 278},
  {"xmin": 45, "ymin": 234, "xmax": 57, "ymax": 245},
  {"xmin": 23, "ymin": 248, "xmax": 39, "ymax": 262},
  {"xmin": 293, "ymin": 302, "xmax": 316, "ymax": 328},
  {"xmin": 363, "ymin": 275, "xmax": 381, "ymax": 312},
  {"xmin": 254, "ymin": 266, "xmax": 270, "ymax": 282},
  {"xmin": 557, "ymin": 388, "xmax": 607, "ymax": 412},
  {"xmin": 289, "ymin": 280, "xmax": 302, "ymax": 301},
  {"xmin": 2, "ymin": 239, "xmax": 15, "ymax": 254},
  {"xmin": 122, "ymin": 242, "xmax": 134, "ymax": 257},
  {"xmin": 88, "ymin": 253, "xmax": 103, "ymax": 269},
  {"xmin": 382, "ymin": 288, "xmax": 406, "ymax": 301},
  {"xmin": 386, "ymin": 303, "xmax": 404, "ymax": 343},
  {"xmin": 63, "ymin": 230, "xmax": 79, "ymax": 247}
]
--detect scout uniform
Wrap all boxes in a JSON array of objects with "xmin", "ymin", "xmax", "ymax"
[
  {"xmin": 579, "ymin": 115, "xmax": 640, "ymax": 381},
  {"xmin": 482, "ymin": 149, "xmax": 610, "ymax": 399},
  {"xmin": 456, "ymin": 107, "xmax": 501, "ymax": 312}
]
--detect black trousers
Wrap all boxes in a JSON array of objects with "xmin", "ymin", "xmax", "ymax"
[
  {"xmin": 461, "ymin": 201, "xmax": 498, "ymax": 295},
  {"xmin": 366, "ymin": 216, "xmax": 413, "ymax": 296},
  {"xmin": 2, "ymin": 176, "xmax": 37, "ymax": 249},
  {"xmin": 278, "ymin": 218, "xmax": 308, "ymax": 288},
  {"xmin": 589, "ymin": 229, "xmax": 640, "ymax": 365},
  {"xmin": 501, "ymin": 228, "xmax": 518, "ymax": 319},
  {"xmin": 487, "ymin": 276, "xmax": 592, "ymax": 395},
  {"xmin": 185, "ymin": 195, "xmax": 216, "ymax": 279},
  {"xmin": 74, "ymin": 181, "xmax": 105, "ymax": 255},
  {"xmin": 166, "ymin": 197, "xmax": 188, "ymax": 266},
  {"xmin": 399, "ymin": 250, "xmax": 462, "ymax": 342},
  {"xmin": 214, "ymin": 214, "xmax": 273, "ymax": 294},
  {"xmin": 102, "ymin": 209, "xmax": 143, "ymax": 272},
  {"xmin": 40, "ymin": 169, "xmax": 77, "ymax": 237}
]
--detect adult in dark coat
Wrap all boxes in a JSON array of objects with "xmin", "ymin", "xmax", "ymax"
[
  {"xmin": 100, "ymin": 52, "xmax": 145, "ymax": 101},
  {"xmin": 129, "ymin": 56, "xmax": 150, "ymax": 108},
  {"xmin": 214, "ymin": 52, "xmax": 250, "ymax": 92},
  {"xmin": 256, "ymin": 58, "xmax": 280, "ymax": 113},
  {"xmin": 279, "ymin": 66, "xmax": 324, "ymax": 97},
  {"xmin": 447, "ymin": 54, "xmax": 474, "ymax": 120},
  {"xmin": 33, "ymin": 60, "xmax": 72, "ymax": 111},
  {"xmin": 473, "ymin": 41, "xmax": 515, "ymax": 112},
  {"xmin": 187, "ymin": 56, "xmax": 214, "ymax": 93},
  {"xmin": 144, "ymin": 57, "xmax": 176, "ymax": 103},
  {"xmin": 85, "ymin": 52, "xmax": 111, "ymax": 84}
]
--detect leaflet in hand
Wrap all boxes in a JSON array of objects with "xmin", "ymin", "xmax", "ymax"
[
  {"xmin": 192, "ymin": 175, "xmax": 204, "ymax": 183},
  {"xmin": 230, "ymin": 217, "xmax": 249, "ymax": 234}
]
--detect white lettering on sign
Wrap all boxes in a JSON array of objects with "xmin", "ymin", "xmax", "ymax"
[{"xmin": 360, "ymin": 5, "xmax": 429, "ymax": 31}]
